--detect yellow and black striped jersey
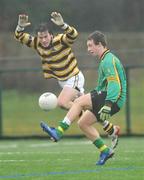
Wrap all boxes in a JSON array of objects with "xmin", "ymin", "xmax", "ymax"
[{"xmin": 14, "ymin": 25, "xmax": 80, "ymax": 81}]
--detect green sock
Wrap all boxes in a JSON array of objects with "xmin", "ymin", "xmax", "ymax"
[
  {"xmin": 93, "ymin": 138, "xmax": 109, "ymax": 153},
  {"xmin": 56, "ymin": 121, "xmax": 70, "ymax": 138}
]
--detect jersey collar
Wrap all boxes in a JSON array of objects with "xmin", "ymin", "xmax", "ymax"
[{"xmin": 100, "ymin": 49, "xmax": 110, "ymax": 60}]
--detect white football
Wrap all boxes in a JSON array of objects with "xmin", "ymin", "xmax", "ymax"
[{"xmin": 38, "ymin": 92, "xmax": 58, "ymax": 110}]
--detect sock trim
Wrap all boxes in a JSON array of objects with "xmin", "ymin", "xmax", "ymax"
[
  {"xmin": 62, "ymin": 117, "xmax": 71, "ymax": 126},
  {"xmin": 104, "ymin": 123, "xmax": 113, "ymax": 132},
  {"xmin": 100, "ymin": 145, "xmax": 107, "ymax": 152},
  {"xmin": 58, "ymin": 126, "xmax": 64, "ymax": 133}
]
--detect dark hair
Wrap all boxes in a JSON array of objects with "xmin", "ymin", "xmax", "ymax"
[
  {"xmin": 35, "ymin": 23, "xmax": 53, "ymax": 35},
  {"xmin": 88, "ymin": 31, "xmax": 107, "ymax": 47}
]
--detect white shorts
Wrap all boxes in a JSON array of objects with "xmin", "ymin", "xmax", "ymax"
[{"xmin": 58, "ymin": 71, "xmax": 85, "ymax": 93}]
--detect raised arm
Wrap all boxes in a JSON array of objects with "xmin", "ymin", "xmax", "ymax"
[
  {"xmin": 51, "ymin": 12, "xmax": 78, "ymax": 46},
  {"xmin": 14, "ymin": 14, "xmax": 37, "ymax": 49}
]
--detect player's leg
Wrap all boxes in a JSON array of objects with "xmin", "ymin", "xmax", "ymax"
[
  {"xmin": 57, "ymin": 86, "xmax": 79, "ymax": 110},
  {"xmin": 55, "ymin": 93, "xmax": 91, "ymax": 138},
  {"xmin": 102, "ymin": 119, "xmax": 120, "ymax": 150},
  {"xmin": 78, "ymin": 110, "xmax": 114, "ymax": 165},
  {"xmin": 102, "ymin": 104, "xmax": 120, "ymax": 149},
  {"xmin": 78, "ymin": 110, "xmax": 98, "ymax": 141},
  {"xmin": 58, "ymin": 71, "xmax": 85, "ymax": 110},
  {"xmin": 90, "ymin": 90, "xmax": 120, "ymax": 149},
  {"xmin": 41, "ymin": 93, "xmax": 91, "ymax": 141},
  {"xmin": 41, "ymin": 72, "xmax": 85, "ymax": 141}
]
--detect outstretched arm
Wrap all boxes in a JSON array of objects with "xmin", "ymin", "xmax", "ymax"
[
  {"xmin": 51, "ymin": 12, "xmax": 78, "ymax": 46},
  {"xmin": 14, "ymin": 14, "xmax": 37, "ymax": 49}
]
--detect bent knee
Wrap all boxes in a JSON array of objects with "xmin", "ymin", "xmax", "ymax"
[
  {"xmin": 73, "ymin": 98, "xmax": 80, "ymax": 104},
  {"xmin": 77, "ymin": 119, "xmax": 85, "ymax": 129},
  {"xmin": 57, "ymin": 99, "xmax": 69, "ymax": 110}
]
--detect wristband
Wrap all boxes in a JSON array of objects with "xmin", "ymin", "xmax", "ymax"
[
  {"xmin": 16, "ymin": 25, "xmax": 24, "ymax": 32},
  {"xmin": 61, "ymin": 23, "xmax": 68, "ymax": 30}
]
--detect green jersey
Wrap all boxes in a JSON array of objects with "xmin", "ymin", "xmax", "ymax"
[{"xmin": 95, "ymin": 49, "xmax": 127, "ymax": 108}]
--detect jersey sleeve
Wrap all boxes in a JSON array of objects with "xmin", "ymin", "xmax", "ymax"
[
  {"xmin": 102, "ymin": 57, "xmax": 121, "ymax": 104},
  {"xmin": 61, "ymin": 25, "xmax": 78, "ymax": 46},
  {"xmin": 14, "ymin": 29, "xmax": 37, "ymax": 49}
]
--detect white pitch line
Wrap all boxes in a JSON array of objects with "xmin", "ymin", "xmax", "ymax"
[
  {"xmin": 0, "ymin": 140, "xmax": 91, "ymax": 152},
  {"xmin": 0, "ymin": 151, "xmax": 95, "ymax": 155},
  {"xmin": 29, "ymin": 143, "xmax": 56, "ymax": 148},
  {"xmin": 0, "ymin": 144, "xmax": 17, "ymax": 149},
  {"xmin": 0, "ymin": 140, "xmax": 92, "ymax": 149},
  {"xmin": 0, "ymin": 159, "xmax": 46, "ymax": 163},
  {"xmin": 29, "ymin": 141, "xmax": 91, "ymax": 148},
  {"xmin": 124, "ymin": 150, "xmax": 144, "ymax": 153}
]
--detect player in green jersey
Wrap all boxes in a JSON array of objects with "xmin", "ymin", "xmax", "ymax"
[{"xmin": 41, "ymin": 31, "xmax": 127, "ymax": 165}]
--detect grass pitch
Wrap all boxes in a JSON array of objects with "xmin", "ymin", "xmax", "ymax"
[
  {"xmin": 0, "ymin": 137, "xmax": 144, "ymax": 180},
  {"xmin": 2, "ymin": 88, "xmax": 144, "ymax": 136}
]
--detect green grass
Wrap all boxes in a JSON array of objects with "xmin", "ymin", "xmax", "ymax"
[
  {"xmin": 2, "ymin": 88, "xmax": 144, "ymax": 136},
  {"xmin": 2, "ymin": 91, "xmax": 125, "ymax": 136},
  {"xmin": 1, "ymin": 86, "xmax": 144, "ymax": 136},
  {"xmin": 0, "ymin": 138, "xmax": 144, "ymax": 180},
  {"xmin": 2, "ymin": 91, "xmax": 64, "ymax": 136}
]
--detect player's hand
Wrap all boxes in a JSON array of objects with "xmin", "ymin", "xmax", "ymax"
[
  {"xmin": 98, "ymin": 105, "xmax": 111, "ymax": 121},
  {"xmin": 18, "ymin": 14, "xmax": 31, "ymax": 28},
  {"xmin": 51, "ymin": 12, "xmax": 64, "ymax": 26}
]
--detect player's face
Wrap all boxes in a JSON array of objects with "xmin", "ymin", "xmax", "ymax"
[
  {"xmin": 38, "ymin": 31, "xmax": 52, "ymax": 47},
  {"xmin": 87, "ymin": 39, "xmax": 99, "ymax": 56}
]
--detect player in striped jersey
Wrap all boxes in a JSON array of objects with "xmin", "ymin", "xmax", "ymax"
[
  {"xmin": 40, "ymin": 31, "xmax": 127, "ymax": 165},
  {"xmin": 14, "ymin": 12, "xmax": 85, "ymax": 110}
]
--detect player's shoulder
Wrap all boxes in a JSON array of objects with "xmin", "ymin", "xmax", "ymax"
[
  {"xmin": 101, "ymin": 52, "xmax": 116, "ymax": 68},
  {"xmin": 53, "ymin": 34, "xmax": 63, "ymax": 42},
  {"xmin": 104, "ymin": 51, "xmax": 118, "ymax": 62},
  {"xmin": 102, "ymin": 52, "xmax": 112, "ymax": 62}
]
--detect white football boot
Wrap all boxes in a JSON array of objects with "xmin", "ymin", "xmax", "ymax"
[{"xmin": 110, "ymin": 126, "xmax": 120, "ymax": 149}]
